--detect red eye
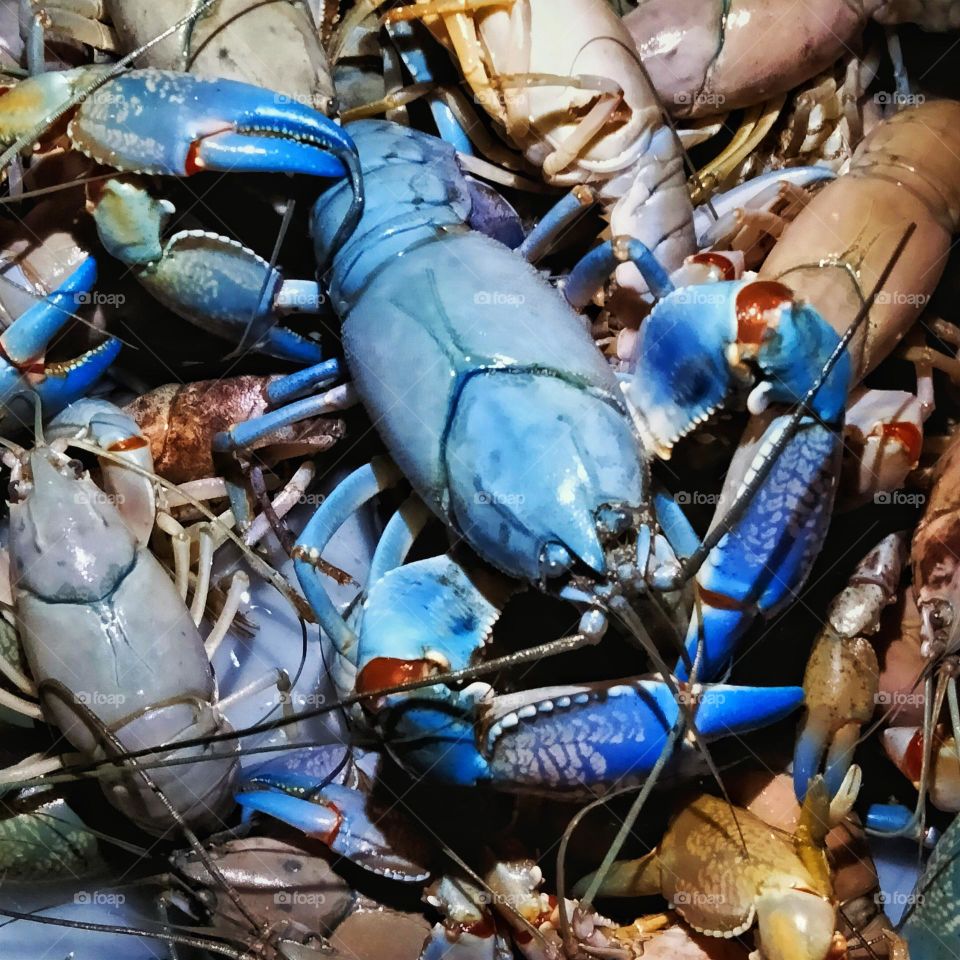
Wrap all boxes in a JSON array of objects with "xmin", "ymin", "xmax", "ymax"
[{"xmin": 735, "ymin": 281, "xmax": 794, "ymax": 346}]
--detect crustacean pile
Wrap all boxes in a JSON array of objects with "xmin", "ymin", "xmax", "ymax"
[{"xmin": 0, "ymin": 1, "xmax": 959, "ymax": 958}]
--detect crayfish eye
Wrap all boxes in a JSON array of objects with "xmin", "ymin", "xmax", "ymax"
[
  {"xmin": 596, "ymin": 506, "xmax": 630, "ymax": 537},
  {"xmin": 539, "ymin": 541, "xmax": 574, "ymax": 580}
]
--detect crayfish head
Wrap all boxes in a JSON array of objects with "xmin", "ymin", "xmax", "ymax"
[{"xmin": 755, "ymin": 889, "xmax": 837, "ymax": 960}]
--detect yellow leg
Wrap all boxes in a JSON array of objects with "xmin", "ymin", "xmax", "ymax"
[
  {"xmin": 341, "ymin": 81, "xmax": 435, "ymax": 122},
  {"xmin": 689, "ymin": 95, "xmax": 786, "ymax": 205},
  {"xmin": 384, "ymin": 0, "xmax": 511, "ymax": 23},
  {"xmin": 384, "ymin": 0, "xmax": 517, "ymax": 127}
]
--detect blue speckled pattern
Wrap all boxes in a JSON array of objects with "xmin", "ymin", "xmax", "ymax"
[{"xmin": 678, "ymin": 414, "xmax": 843, "ymax": 680}]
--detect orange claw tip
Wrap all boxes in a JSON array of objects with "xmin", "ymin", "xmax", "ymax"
[
  {"xmin": 355, "ymin": 657, "xmax": 437, "ymax": 698},
  {"xmin": 885, "ymin": 725, "xmax": 960, "ymax": 811},
  {"xmin": 883, "ymin": 726, "xmax": 925, "ymax": 783},
  {"xmin": 878, "ymin": 421, "xmax": 923, "ymax": 464}
]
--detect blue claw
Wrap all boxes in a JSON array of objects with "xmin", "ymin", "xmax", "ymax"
[
  {"xmin": 358, "ymin": 675, "xmax": 800, "ymax": 791},
  {"xmin": 675, "ymin": 415, "xmax": 842, "ymax": 682},
  {"xmin": 0, "ymin": 337, "xmax": 120, "ymax": 430},
  {"xmin": 238, "ymin": 752, "xmax": 432, "ymax": 881},
  {"xmin": 626, "ymin": 278, "xmax": 850, "ymax": 458},
  {"xmin": 479, "ymin": 680, "xmax": 803, "ymax": 792},
  {"xmin": 0, "ymin": 258, "xmax": 97, "ymax": 365},
  {"xmin": 72, "ymin": 70, "xmax": 364, "ymax": 263},
  {"xmin": 134, "ymin": 232, "xmax": 324, "ymax": 364},
  {"xmin": 343, "ymin": 546, "xmax": 802, "ymax": 791},
  {"xmin": 0, "ymin": 258, "xmax": 118, "ymax": 427},
  {"xmin": 694, "ymin": 682, "xmax": 803, "ymax": 737},
  {"xmin": 565, "ymin": 237, "xmax": 674, "ymax": 309},
  {"xmin": 794, "ymin": 723, "xmax": 829, "ymax": 803},
  {"xmin": 31, "ymin": 338, "xmax": 121, "ymax": 410},
  {"xmin": 864, "ymin": 802, "xmax": 940, "ymax": 846},
  {"xmin": 794, "ymin": 717, "xmax": 859, "ymax": 802},
  {"xmin": 71, "ymin": 70, "xmax": 357, "ymax": 181}
]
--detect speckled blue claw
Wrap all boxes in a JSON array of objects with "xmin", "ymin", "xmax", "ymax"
[
  {"xmin": 70, "ymin": 70, "xmax": 358, "ymax": 182},
  {"xmin": 626, "ymin": 277, "xmax": 851, "ymax": 684},
  {"xmin": 675, "ymin": 413, "xmax": 843, "ymax": 683},
  {"xmin": 342, "ymin": 542, "xmax": 802, "ymax": 790},
  {"xmin": 134, "ymin": 232, "xmax": 326, "ymax": 364},
  {"xmin": 477, "ymin": 679, "xmax": 803, "ymax": 792}
]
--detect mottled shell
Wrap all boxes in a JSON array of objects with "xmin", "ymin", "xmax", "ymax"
[{"xmin": 657, "ymin": 795, "xmax": 827, "ymax": 935}]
